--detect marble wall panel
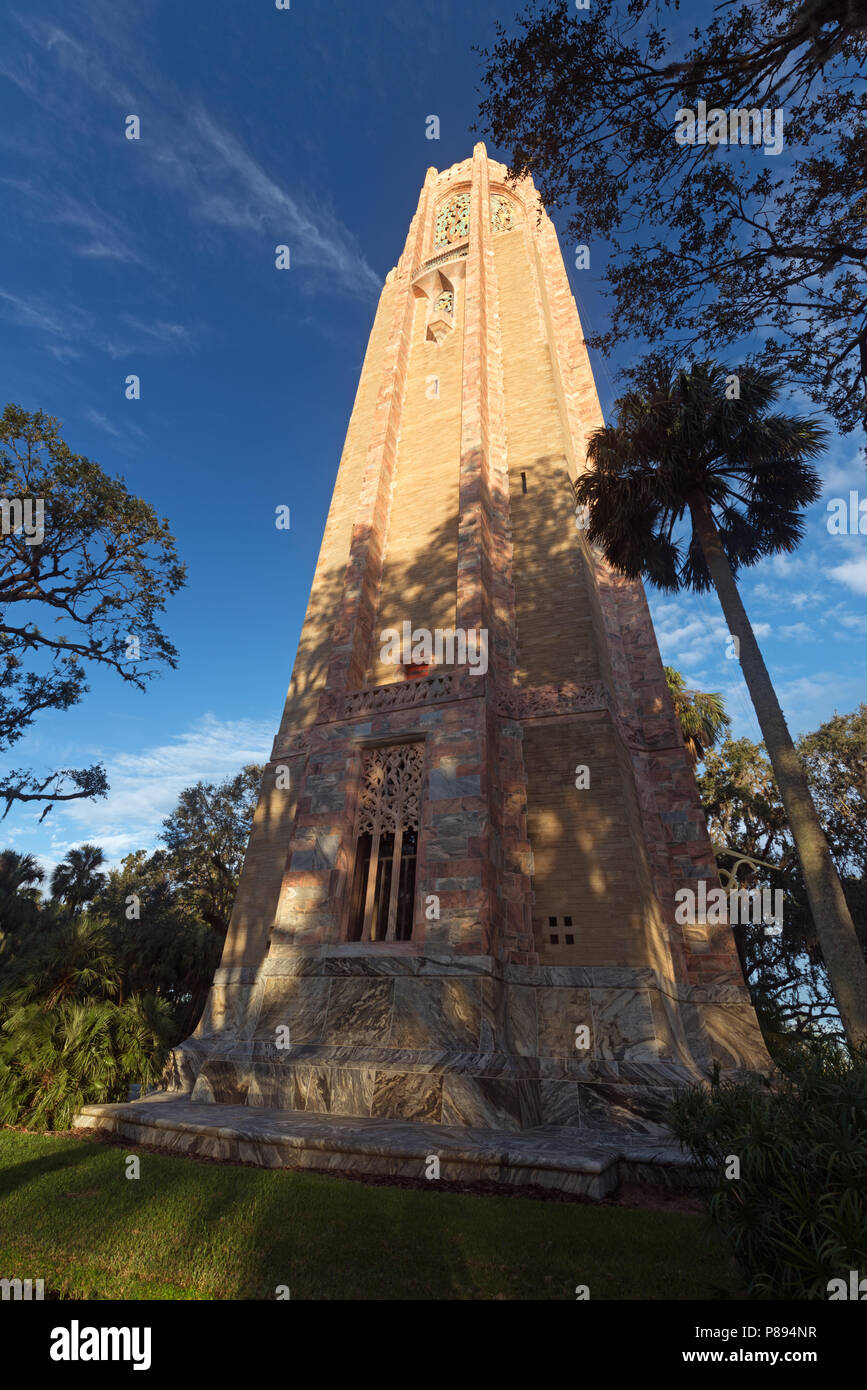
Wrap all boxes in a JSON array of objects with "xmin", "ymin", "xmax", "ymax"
[
  {"xmin": 580, "ymin": 1084, "xmax": 673, "ymax": 1136},
  {"xmin": 505, "ymin": 984, "xmax": 538, "ymax": 1056},
  {"xmin": 371, "ymin": 1071, "xmax": 443, "ymax": 1123},
  {"xmin": 390, "ymin": 977, "xmax": 481, "ymax": 1050},
  {"xmin": 191, "ymin": 1061, "xmax": 251, "ymax": 1106},
  {"xmin": 539, "ymin": 1079, "xmax": 581, "ymax": 1126},
  {"xmin": 536, "ymin": 987, "xmax": 593, "ymax": 1057},
  {"xmin": 590, "ymin": 988, "xmax": 659, "ymax": 1060},
  {"xmin": 256, "ymin": 976, "xmax": 331, "ymax": 1048},
  {"xmin": 324, "ymin": 978, "xmax": 395, "ymax": 1044},
  {"xmin": 441, "ymin": 1074, "xmax": 524, "ymax": 1129},
  {"xmin": 700, "ymin": 1002, "xmax": 772, "ymax": 1072},
  {"xmin": 245, "ymin": 1064, "xmax": 306, "ymax": 1111},
  {"xmin": 302, "ymin": 1065, "xmax": 377, "ymax": 1116}
]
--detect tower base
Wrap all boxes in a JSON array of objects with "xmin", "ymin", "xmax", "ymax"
[
  {"xmin": 71, "ymin": 946, "xmax": 769, "ymax": 1193},
  {"xmin": 72, "ymin": 1093, "xmax": 698, "ymax": 1199},
  {"xmin": 73, "ymin": 944, "xmax": 770, "ymax": 1195},
  {"xmin": 163, "ymin": 950, "xmax": 768, "ymax": 1130}
]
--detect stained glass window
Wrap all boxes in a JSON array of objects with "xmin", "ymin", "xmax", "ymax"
[{"xmin": 434, "ymin": 290, "xmax": 453, "ymax": 315}]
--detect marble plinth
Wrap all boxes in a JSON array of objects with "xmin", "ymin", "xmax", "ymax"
[
  {"xmin": 161, "ymin": 951, "xmax": 768, "ymax": 1137},
  {"xmin": 72, "ymin": 1093, "xmax": 697, "ymax": 1199}
]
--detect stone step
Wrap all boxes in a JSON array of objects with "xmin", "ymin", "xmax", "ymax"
[{"xmin": 73, "ymin": 1093, "xmax": 696, "ymax": 1200}]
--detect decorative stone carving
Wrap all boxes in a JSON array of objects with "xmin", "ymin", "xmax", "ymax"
[
  {"xmin": 490, "ymin": 194, "xmax": 516, "ymax": 232},
  {"xmin": 357, "ymin": 743, "xmax": 423, "ymax": 837},
  {"xmin": 496, "ymin": 681, "xmax": 609, "ymax": 718},
  {"xmin": 413, "ymin": 246, "xmax": 469, "ymax": 280},
  {"xmin": 341, "ymin": 670, "xmax": 479, "ymax": 717}
]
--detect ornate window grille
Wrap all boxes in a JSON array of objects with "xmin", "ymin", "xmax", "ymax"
[
  {"xmin": 435, "ymin": 193, "xmax": 470, "ymax": 246},
  {"xmin": 346, "ymin": 743, "xmax": 424, "ymax": 943}
]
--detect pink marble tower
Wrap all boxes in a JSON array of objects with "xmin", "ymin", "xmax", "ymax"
[{"xmin": 131, "ymin": 148, "xmax": 769, "ymax": 1159}]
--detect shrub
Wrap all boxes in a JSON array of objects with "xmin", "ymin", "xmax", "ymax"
[
  {"xmin": 0, "ymin": 994, "xmax": 172, "ymax": 1131},
  {"xmin": 668, "ymin": 1044, "xmax": 867, "ymax": 1299}
]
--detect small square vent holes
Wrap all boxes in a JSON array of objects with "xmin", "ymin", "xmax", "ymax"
[{"xmin": 548, "ymin": 915, "xmax": 574, "ymax": 945}]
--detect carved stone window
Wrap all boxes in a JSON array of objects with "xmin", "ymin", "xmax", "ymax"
[
  {"xmin": 346, "ymin": 743, "xmax": 424, "ymax": 943},
  {"xmin": 425, "ymin": 272, "xmax": 456, "ymax": 344},
  {"xmin": 435, "ymin": 193, "xmax": 470, "ymax": 246},
  {"xmin": 490, "ymin": 194, "xmax": 516, "ymax": 232}
]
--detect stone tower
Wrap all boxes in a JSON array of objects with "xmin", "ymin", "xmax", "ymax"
[{"xmin": 168, "ymin": 146, "xmax": 768, "ymax": 1144}]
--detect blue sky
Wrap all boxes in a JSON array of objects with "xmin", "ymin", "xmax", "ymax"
[{"xmin": 1, "ymin": 0, "xmax": 865, "ymax": 875}]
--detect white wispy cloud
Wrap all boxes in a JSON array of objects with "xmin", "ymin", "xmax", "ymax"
[
  {"xmin": 0, "ymin": 287, "xmax": 84, "ymax": 338},
  {"xmin": 83, "ymin": 408, "xmax": 122, "ymax": 438},
  {"xmin": 147, "ymin": 105, "xmax": 381, "ymax": 300},
  {"xmin": 830, "ymin": 556, "xmax": 867, "ymax": 597},
  {"xmin": 821, "ymin": 442, "xmax": 866, "ymax": 498},
  {"xmin": 774, "ymin": 671, "xmax": 864, "ymax": 732},
  {"xmin": 0, "ymin": 288, "xmax": 195, "ymax": 359},
  {"xmin": 5, "ymin": 14, "xmax": 381, "ymax": 303},
  {"xmin": 839, "ymin": 613, "xmax": 867, "ymax": 634},
  {"xmin": 54, "ymin": 195, "xmax": 142, "ymax": 263},
  {"xmin": 11, "ymin": 13, "xmax": 138, "ymax": 110},
  {"xmin": 39, "ymin": 713, "xmax": 272, "ymax": 869}
]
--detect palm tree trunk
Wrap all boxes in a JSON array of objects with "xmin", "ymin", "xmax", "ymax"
[{"xmin": 688, "ymin": 491, "xmax": 867, "ymax": 1046}]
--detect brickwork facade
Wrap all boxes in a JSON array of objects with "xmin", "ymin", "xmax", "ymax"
[{"xmin": 180, "ymin": 147, "xmax": 768, "ymax": 1132}]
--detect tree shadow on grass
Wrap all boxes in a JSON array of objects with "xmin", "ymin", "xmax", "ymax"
[
  {"xmin": 0, "ymin": 1129, "xmax": 96, "ymax": 1200},
  {"xmin": 217, "ymin": 1164, "xmax": 479, "ymax": 1301}
]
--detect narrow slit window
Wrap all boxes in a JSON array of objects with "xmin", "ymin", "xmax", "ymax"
[{"xmin": 521, "ymin": 472, "xmax": 527, "ymax": 493}]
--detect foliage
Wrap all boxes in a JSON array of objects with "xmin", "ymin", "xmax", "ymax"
[
  {"xmin": 50, "ymin": 843, "xmax": 107, "ymax": 914},
  {"xmin": 476, "ymin": 0, "xmax": 867, "ymax": 432},
  {"xmin": 799, "ymin": 704, "xmax": 867, "ymax": 879},
  {"xmin": 157, "ymin": 764, "xmax": 262, "ymax": 934},
  {"xmin": 573, "ymin": 359, "xmax": 827, "ymax": 592},
  {"xmin": 700, "ymin": 736, "xmax": 790, "ymax": 864},
  {"xmin": 0, "ymin": 913, "xmax": 120, "ymax": 1011},
  {"xmin": 0, "ymin": 761, "xmax": 262, "ymax": 1125},
  {"xmin": 0, "ymin": 850, "xmax": 47, "ymax": 950},
  {"xmin": 669, "ymin": 1043, "xmax": 867, "ymax": 1299},
  {"xmin": 96, "ymin": 852, "xmax": 222, "ymax": 1040},
  {"xmin": 0, "ymin": 907, "xmax": 173, "ymax": 1129},
  {"xmin": 0, "ymin": 403, "xmax": 185, "ymax": 818},
  {"xmin": 0, "ymin": 994, "xmax": 171, "ymax": 1132},
  {"xmin": 699, "ymin": 730, "xmax": 867, "ymax": 1043},
  {"xmin": 664, "ymin": 665, "xmax": 730, "ymax": 767},
  {"xmin": 0, "ymin": 849, "xmax": 44, "ymax": 897}
]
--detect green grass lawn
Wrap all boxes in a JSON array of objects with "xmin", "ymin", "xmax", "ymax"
[{"xmin": 0, "ymin": 1128, "xmax": 739, "ymax": 1300}]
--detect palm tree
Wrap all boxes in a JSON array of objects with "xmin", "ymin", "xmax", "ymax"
[
  {"xmin": 0, "ymin": 993, "xmax": 172, "ymax": 1130},
  {"xmin": 664, "ymin": 664, "xmax": 733, "ymax": 772},
  {"xmin": 575, "ymin": 359, "xmax": 867, "ymax": 1046},
  {"xmin": 0, "ymin": 849, "xmax": 44, "ymax": 898},
  {"xmin": 50, "ymin": 844, "xmax": 107, "ymax": 914},
  {"xmin": 664, "ymin": 666, "xmax": 731, "ymax": 769},
  {"xmin": 2, "ymin": 914, "xmax": 120, "ymax": 1010}
]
